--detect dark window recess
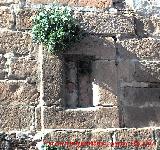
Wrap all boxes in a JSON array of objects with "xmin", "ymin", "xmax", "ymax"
[{"xmin": 65, "ymin": 56, "xmax": 93, "ymax": 108}]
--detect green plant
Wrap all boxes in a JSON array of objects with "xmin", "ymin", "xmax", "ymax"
[{"xmin": 32, "ymin": 5, "xmax": 83, "ymax": 54}]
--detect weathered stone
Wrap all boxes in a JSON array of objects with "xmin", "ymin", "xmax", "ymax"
[
  {"xmin": 92, "ymin": 60, "xmax": 118, "ymax": 106},
  {"xmin": 0, "ymin": 105, "xmax": 34, "ymax": 132},
  {"xmin": 134, "ymin": 60, "xmax": 160, "ymax": 82},
  {"xmin": 65, "ymin": 36, "xmax": 116, "ymax": 60},
  {"xmin": 44, "ymin": 130, "xmax": 92, "ymax": 149},
  {"xmin": 0, "ymin": 0, "xmax": 19, "ymax": 4},
  {"xmin": 123, "ymin": 87, "xmax": 160, "ymax": 107},
  {"xmin": 90, "ymin": 130, "xmax": 113, "ymax": 149},
  {"xmin": 0, "ymin": 6, "xmax": 14, "ymax": 29},
  {"xmin": 16, "ymin": 9, "xmax": 36, "ymax": 30},
  {"xmin": 134, "ymin": 15, "xmax": 159, "ymax": 37},
  {"xmin": 27, "ymin": 0, "xmax": 113, "ymax": 8},
  {"xmin": 118, "ymin": 60, "xmax": 160, "ymax": 83},
  {"xmin": 9, "ymin": 57, "xmax": 38, "ymax": 81},
  {"xmin": 0, "ymin": 31, "xmax": 32, "ymax": 55},
  {"xmin": 122, "ymin": 106, "xmax": 160, "ymax": 127},
  {"xmin": 43, "ymin": 106, "xmax": 119, "ymax": 128},
  {"xmin": 0, "ymin": 54, "xmax": 7, "ymax": 79},
  {"xmin": 0, "ymin": 81, "xmax": 39, "ymax": 106},
  {"xmin": 17, "ymin": 9, "xmax": 134, "ymax": 35},
  {"xmin": 35, "ymin": 107, "xmax": 41, "ymax": 131},
  {"xmin": 117, "ymin": 38, "xmax": 160, "ymax": 60},
  {"xmin": 74, "ymin": 12, "xmax": 134, "ymax": 35},
  {"xmin": 117, "ymin": 59, "xmax": 135, "ymax": 83},
  {"xmin": 43, "ymin": 53, "xmax": 65, "ymax": 107},
  {"xmin": 114, "ymin": 128, "xmax": 155, "ymax": 149},
  {"xmin": 44, "ymin": 129, "xmax": 113, "ymax": 149}
]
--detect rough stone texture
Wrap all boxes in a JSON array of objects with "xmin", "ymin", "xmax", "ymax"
[
  {"xmin": 43, "ymin": 53, "xmax": 65, "ymax": 107},
  {"xmin": 65, "ymin": 35, "xmax": 116, "ymax": 60},
  {"xmin": 0, "ymin": 81, "xmax": 39, "ymax": 106},
  {"xmin": 0, "ymin": 31, "xmax": 32, "ymax": 55},
  {"xmin": 0, "ymin": 0, "xmax": 19, "ymax": 4},
  {"xmin": 118, "ymin": 60, "xmax": 160, "ymax": 83},
  {"xmin": 0, "ymin": 105, "xmax": 34, "ymax": 132},
  {"xmin": 35, "ymin": 107, "xmax": 41, "ymax": 131},
  {"xmin": 134, "ymin": 15, "xmax": 159, "ymax": 38},
  {"xmin": 114, "ymin": 128, "xmax": 155, "ymax": 149},
  {"xmin": 0, "ymin": 54, "xmax": 7, "ymax": 79},
  {"xmin": 92, "ymin": 60, "xmax": 118, "ymax": 106},
  {"xmin": 74, "ymin": 12, "xmax": 134, "ymax": 35},
  {"xmin": 43, "ymin": 106, "xmax": 119, "ymax": 128},
  {"xmin": 117, "ymin": 38, "xmax": 160, "ymax": 60},
  {"xmin": 134, "ymin": 60, "xmax": 160, "ymax": 82},
  {"xmin": 122, "ymin": 106, "xmax": 160, "ymax": 127},
  {"xmin": 0, "ymin": 6, "xmax": 14, "ymax": 29},
  {"xmin": 44, "ymin": 130, "xmax": 113, "ymax": 149},
  {"xmin": 123, "ymin": 87, "xmax": 160, "ymax": 107},
  {"xmin": 28, "ymin": 0, "xmax": 113, "ymax": 8},
  {"xmin": 9, "ymin": 57, "xmax": 38, "ymax": 81},
  {"xmin": 17, "ymin": 9, "xmax": 134, "ymax": 35},
  {"xmin": 16, "ymin": 9, "xmax": 36, "ymax": 30}
]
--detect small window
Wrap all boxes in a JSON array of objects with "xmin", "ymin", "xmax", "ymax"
[{"xmin": 65, "ymin": 55, "xmax": 93, "ymax": 108}]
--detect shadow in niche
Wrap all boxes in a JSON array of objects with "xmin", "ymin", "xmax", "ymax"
[{"xmin": 63, "ymin": 33, "xmax": 160, "ymax": 128}]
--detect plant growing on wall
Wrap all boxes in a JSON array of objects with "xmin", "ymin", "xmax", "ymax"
[{"xmin": 32, "ymin": 5, "xmax": 83, "ymax": 54}]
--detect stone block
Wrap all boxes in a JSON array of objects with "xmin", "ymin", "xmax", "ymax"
[
  {"xmin": 17, "ymin": 9, "xmax": 134, "ymax": 35},
  {"xmin": 134, "ymin": 15, "xmax": 159, "ymax": 37},
  {"xmin": 90, "ymin": 130, "xmax": 113, "ymax": 149},
  {"xmin": 74, "ymin": 12, "xmax": 134, "ymax": 35},
  {"xmin": 0, "ymin": 6, "xmax": 14, "ymax": 29},
  {"xmin": 44, "ymin": 129, "xmax": 113, "ymax": 149},
  {"xmin": 0, "ymin": 54, "xmax": 7, "ymax": 79},
  {"xmin": 117, "ymin": 38, "xmax": 160, "ymax": 60},
  {"xmin": 0, "ymin": 0, "xmax": 19, "ymax": 4},
  {"xmin": 134, "ymin": 60, "xmax": 160, "ymax": 82},
  {"xmin": 0, "ymin": 31, "xmax": 32, "ymax": 55},
  {"xmin": 122, "ymin": 106, "xmax": 160, "ymax": 128},
  {"xmin": 35, "ymin": 107, "xmax": 41, "ymax": 131},
  {"xmin": 43, "ymin": 106, "xmax": 119, "ymax": 129},
  {"xmin": 114, "ymin": 128, "xmax": 155, "ymax": 149},
  {"xmin": 0, "ymin": 81, "xmax": 39, "ymax": 106},
  {"xmin": 0, "ymin": 105, "xmax": 35, "ymax": 132},
  {"xmin": 118, "ymin": 60, "xmax": 160, "ymax": 83},
  {"xmin": 65, "ymin": 36, "xmax": 116, "ymax": 60},
  {"xmin": 16, "ymin": 9, "xmax": 36, "ymax": 30},
  {"xmin": 9, "ymin": 57, "xmax": 38, "ymax": 81},
  {"xmin": 27, "ymin": 0, "xmax": 113, "ymax": 8},
  {"xmin": 123, "ymin": 87, "xmax": 160, "ymax": 107},
  {"xmin": 92, "ymin": 60, "xmax": 118, "ymax": 106},
  {"xmin": 43, "ymin": 53, "xmax": 65, "ymax": 107}
]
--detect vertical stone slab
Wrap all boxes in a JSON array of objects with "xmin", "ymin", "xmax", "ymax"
[{"xmin": 42, "ymin": 49, "xmax": 65, "ymax": 108}]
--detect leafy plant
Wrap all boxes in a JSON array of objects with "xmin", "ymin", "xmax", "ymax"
[{"xmin": 32, "ymin": 5, "xmax": 83, "ymax": 54}]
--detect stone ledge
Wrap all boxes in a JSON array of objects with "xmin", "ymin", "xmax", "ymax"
[{"xmin": 43, "ymin": 106, "xmax": 119, "ymax": 129}]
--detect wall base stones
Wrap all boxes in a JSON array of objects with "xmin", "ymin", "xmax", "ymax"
[{"xmin": 0, "ymin": 0, "xmax": 160, "ymax": 149}]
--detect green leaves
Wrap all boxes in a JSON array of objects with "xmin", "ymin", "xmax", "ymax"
[{"xmin": 32, "ymin": 5, "xmax": 82, "ymax": 54}]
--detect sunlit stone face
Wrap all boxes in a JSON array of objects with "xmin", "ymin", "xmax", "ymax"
[{"xmin": 126, "ymin": 0, "xmax": 160, "ymax": 15}]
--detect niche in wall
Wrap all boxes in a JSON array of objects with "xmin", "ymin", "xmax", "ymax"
[{"xmin": 64, "ymin": 55, "xmax": 94, "ymax": 108}]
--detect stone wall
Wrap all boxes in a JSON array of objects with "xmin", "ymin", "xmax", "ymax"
[{"xmin": 0, "ymin": 0, "xmax": 160, "ymax": 149}]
